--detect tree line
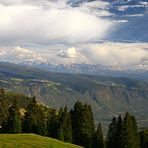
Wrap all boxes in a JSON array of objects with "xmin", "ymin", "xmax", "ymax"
[{"xmin": 0, "ymin": 88, "xmax": 147, "ymax": 148}]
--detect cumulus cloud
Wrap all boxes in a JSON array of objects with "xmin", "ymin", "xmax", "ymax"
[
  {"xmin": 79, "ymin": 43, "xmax": 148, "ymax": 65},
  {"xmin": 0, "ymin": 50, "xmax": 6, "ymax": 56},
  {"xmin": 0, "ymin": 0, "xmax": 147, "ymax": 68},
  {"xmin": 0, "ymin": 46, "xmax": 48, "ymax": 62},
  {"xmin": 0, "ymin": 0, "xmax": 112, "ymax": 46},
  {"xmin": 0, "ymin": 43, "xmax": 148, "ymax": 67},
  {"xmin": 58, "ymin": 47, "xmax": 77, "ymax": 58}
]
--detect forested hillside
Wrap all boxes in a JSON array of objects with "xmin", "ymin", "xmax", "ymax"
[
  {"xmin": 0, "ymin": 89, "xmax": 147, "ymax": 148},
  {"xmin": 0, "ymin": 62, "xmax": 148, "ymax": 126}
]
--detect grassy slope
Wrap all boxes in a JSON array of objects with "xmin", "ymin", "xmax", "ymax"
[{"xmin": 0, "ymin": 134, "xmax": 83, "ymax": 148}]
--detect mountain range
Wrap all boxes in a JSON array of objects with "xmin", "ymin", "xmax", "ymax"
[
  {"xmin": 19, "ymin": 60, "xmax": 148, "ymax": 81},
  {"xmin": 0, "ymin": 62, "xmax": 148, "ymax": 129},
  {"xmin": 0, "ymin": 0, "xmax": 148, "ymax": 130},
  {"xmin": 14, "ymin": 0, "xmax": 148, "ymax": 77}
]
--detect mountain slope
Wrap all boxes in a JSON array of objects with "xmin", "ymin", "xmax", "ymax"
[{"xmin": 0, "ymin": 62, "xmax": 148, "ymax": 125}]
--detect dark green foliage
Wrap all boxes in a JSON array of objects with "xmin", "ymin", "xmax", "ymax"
[
  {"xmin": 6, "ymin": 92, "xmax": 32, "ymax": 108},
  {"xmin": 139, "ymin": 129, "xmax": 148, "ymax": 148},
  {"xmin": 116, "ymin": 114, "xmax": 124, "ymax": 148},
  {"xmin": 1, "ymin": 88, "xmax": 146, "ymax": 148},
  {"xmin": 93, "ymin": 123, "xmax": 104, "ymax": 148},
  {"xmin": 22, "ymin": 97, "xmax": 38, "ymax": 133},
  {"xmin": 131, "ymin": 115, "xmax": 140, "ymax": 148},
  {"xmin": 7, "ymin": 98, "xmax": 22, "ymax": 133},
  {"xmin": 106, "ymin": 117, "xmax": 117, "ymax": 148},
  {"xmin": 122, "ymin": 112, "xmax": 140, "ymax": 148},
  {"xmin": 36, "ymin": 104, "xmax": 47, "ymax": 136},
  {"xmin": 47, "ymin": 109, "xmax": 59, "ymax": 138},
  {"xmin": 57, "ymin": 106, "xmax": 72, "ymax": 143},
  {"xmin": 22, "ymin": 97, "xmax": 47, "ymax": 135},
  {"xmin": 71, "ymin": 101, "xmax": 95, "ymax": 148},
  {"xmin": 0, "ymin": 88, "xmax": 9, "ymax": 132},
  {"xmin": 106, "ymin": 112, "xmax": 140, "ymax": 148}
]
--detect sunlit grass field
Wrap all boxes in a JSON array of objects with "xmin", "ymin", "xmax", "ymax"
[{"xmin": 0, "ymin": 134, "xmax": 83, "ymax": 148}]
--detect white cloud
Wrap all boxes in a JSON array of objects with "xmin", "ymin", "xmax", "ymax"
[
  {"xmin": 79, "ymin": 43, "xmax": 148, "ymax": 65},
  {"xmin": 0, "ymin": 43, "xmax": 148, "ymax": 66},
  {"xmin": 80, "ymin": 1, "xmax": 112, "ymax": 17},
  {"xmin": 0, "ymin": 50, "xmax": 6, "ymax": 56},
  {"xmin": 0, "ymin": 46, "xmax": 48, "ymax": 62},
  {"xmin": 58, "ymin": 47, "xmax": 77, "ymax": 58},
  {"xmin": 0, "ymin": 0, "xmax": 147, "ymax": 68},
  {"xmin": 0, "ymin": 0, "xmax": 112, "ymax": 46}
]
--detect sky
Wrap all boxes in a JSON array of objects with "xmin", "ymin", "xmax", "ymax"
[{"xmin": 0, "ymin": 0, "xmax": 148, "ymax": 67}]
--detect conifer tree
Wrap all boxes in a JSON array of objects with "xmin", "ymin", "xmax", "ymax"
[
  {"xmin": 7, "ymin": 98, "xmax": 22, "ymax": 133},
  {"xmin": 116, "ymin": 114, "xmax": 124, "ymax": 148},
  {"xmin": 71, "ymin": 101, "xmax": 95, "ymax": 148},
  {"xmin": 93, "ymin": 123, "xmax": 104, "ymax": 148},
  {"xmin": 122, "ymin": 112, "xmax": 140, "ymax": 148},
  {"xmin": 139, "ymin": 129, "xmax": 148, "ymax": 148},
  {"xmin": 23, "ymin": 97, "xmax": 47, "ymax": 135},
  {"xmin": 36, "ymin": 104, "xmax": 47, "ymax": 136},
  {"xmin": 57, "ymin": 106, "xmax": 72, "ymax": 143},
  {"xmin": 70, "ymin": 101, "xmax": 84, "ymax": 145},
  {"xmin": 0, "ymin": 88, "xmax": 9, "ymax": 132},
  {"xmin": 131, "ymin": 115, "xmax": 140, "ymax": 148},
  {"xmin": 106, "ymin": 117, "xmax": 117, "ymax": 148},
  {"xmin": 47, "ymin": 109, "xmax": 58, "ymax": 138},
  {"xmin": 22, "ymin": 97, "xmax": 38, "ymax": 133}
]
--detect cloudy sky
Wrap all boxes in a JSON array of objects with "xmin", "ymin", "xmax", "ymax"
[{"xmin": 0, "ymin": 0, "xmax": 148, "ymax": 67}]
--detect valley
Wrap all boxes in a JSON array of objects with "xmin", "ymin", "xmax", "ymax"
[{"xmin": 0, "ymin": 62, "xmax": 148, "ymax": 129}]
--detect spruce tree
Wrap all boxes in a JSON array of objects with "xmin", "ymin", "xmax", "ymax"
[
  {"xmin": 70, "ymin": 101, "xmax": 84, "ymax": 145},
  {"xmin": 93, "ymin": 123, "xmax": 104, "ymax": 148},
  {"xmin": 139, "ymin": 129, "xmax": 148, "ymax": 148},
  {"xmin": 36, "ymin": 104, "xmax": 47, "ymax": 136},
  {"xmin": 0, "ymin": 88, "xmax": 9, "ymax": 132},
  {"xmin": 122, "ymin": 112, "xmax": 140, "ymax": 148},
  {"xmin": 57, "ymin": 106, "xmax": 72, "ymax": 143},
  {"xmin": 23, "ymin": 97, "xmax": 47, "ymax": 135},
  {"xmin": 106, "ymin": 117, "xmax": 117, "ymax": 148},
  {"xmin": 131, "ymin": 115, "xmax": 140, "ymax": 148},
  {"xmin": 22, "ymin": 97, "xmax": 38, "ymax": 133},
  {"xmin": 47, "ymin": 109, "xmax": 59, "ymax": 138},
  {"xmin": 116, "ymin": 114, "xmax": 124, "ymax": 148},
  {"xmin": 7, "ymin": 98, "xmax": 22, "ymax": 133},
  {"xmin": 71, "ymin": 101, "xmax": 95, "ymax": 148}
]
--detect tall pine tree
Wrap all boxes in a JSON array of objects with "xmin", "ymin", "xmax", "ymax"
[
  {"xmin": 106, "ymin": 113, "xmax": 140, "ymax": 148},
  {"xmin": 71, "ymin": 101, "xmax": 95, "ymax": 148},
  {"xmin": 0, "ymin": 88, "xmax": 9, "ymax": 132},
  {"xmin": 57, "ymin": 106, "xmax": 72, "ymax": 143},
  {"xmin": 106, "ymin": 117, "xmax": 117, "ymax": 148},
  {"xmin": 93, "ymin": 123, "xmax": 104, "ymax": 148},
  {"xmin": 7, "ymin": 98, "xmax": 22, "ymax": 133},
  {"xmin": 116, "ymin": 114, "xmax": 124, "ymax": 148},
  {"xmin": 36, "ymin": 104, "xmax": 47, "ymax": 136},
  {"xmin": 23, "ymin": 97, "xmax": 47, "ymax": 135},
  {"xmin": 121, "ymin": 112, "xmax": 140, "ymax": 148},
  {"xmin": 22, "ymin": 97, "xmax": 38, "ymax": 133},
  {"xmin": 131, "ymin": 115, "xmax": 140, "ymax": 148},
  {"xmin": 47, "ymin": 109, "xmax": 59, "ymax": 138},
  {"xmin": 139, "ymin": 129, "xmax": 148, "ymax": 148}
]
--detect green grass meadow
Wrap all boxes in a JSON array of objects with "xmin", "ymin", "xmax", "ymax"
[{"xmin": 0, "ymin": 134, "xmax": 83, "ymax": 148}]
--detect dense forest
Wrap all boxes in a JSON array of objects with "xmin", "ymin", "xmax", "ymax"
[{"xmin": 0, "ymin": 88, "xmax": 147, "ymax": 148}]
